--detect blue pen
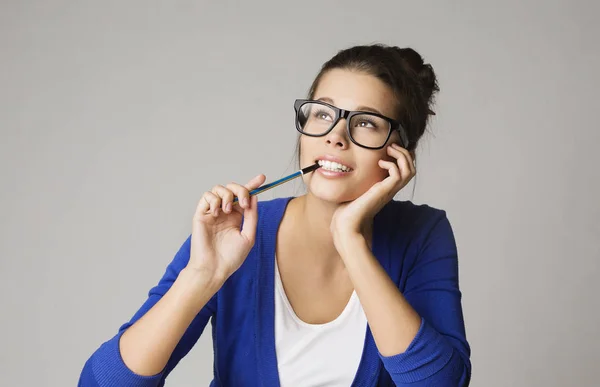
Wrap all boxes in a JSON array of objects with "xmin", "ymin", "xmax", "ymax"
[{"xmin": 233, "ymin": 162, "xmax": 321, "ymax": 203}]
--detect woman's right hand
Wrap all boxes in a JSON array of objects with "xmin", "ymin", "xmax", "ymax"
[{"xmin": 187, "ymin": 174, "xmax": 267, "ymax": 283}]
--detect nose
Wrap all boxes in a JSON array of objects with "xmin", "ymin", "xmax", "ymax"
[{"xmin": 325, "ymin": 119, "xmax": 349, "ymax": 149}]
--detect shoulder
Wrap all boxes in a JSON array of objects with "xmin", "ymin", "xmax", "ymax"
[
  {"xmin": 377, "ymin": 200, "xmax": 457, "ymax": 258},
  {"xmin": 237, "ymin": 196, "xmax": 292, "ymax": 260},
  {"xmin": 256, "ymin": 196, "xmax": 293, "ymax": 218},
  {"xmin": 379, "ymin": 200, "xmax": 452, "ymax": 237},
  {"xmin": 377, "ymin": 201, "xmax": 459, "ymax": 284}
]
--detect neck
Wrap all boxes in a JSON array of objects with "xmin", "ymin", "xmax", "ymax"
[
  {"xmin": 290, "ymin": 193, "xmax": 341, "ymax": 264},
  {"xmin": 288, "ymin": 193, "xmax": 374, "ymax": 259}
]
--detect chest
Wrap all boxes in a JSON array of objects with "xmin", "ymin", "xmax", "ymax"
[
  {"xmin": 274, "ymin": 257, "xmax": 368, "ymax": 386},
  {"xmin": 275, "ymin": 237, "xmax": 355, "ymax": 325}
]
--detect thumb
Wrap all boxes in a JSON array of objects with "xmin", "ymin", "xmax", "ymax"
[
  {"xmin": 239, "ymin": 174, "xmax": 264, "ymax": 242},
  {"xmin": 240, "ymin": 194, "xmax": 259, "ymax": 243}
]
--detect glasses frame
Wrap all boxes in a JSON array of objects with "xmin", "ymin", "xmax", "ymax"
[{"xmin": 294, "ymin": 99, "xmax": 409, "ymax": 150}]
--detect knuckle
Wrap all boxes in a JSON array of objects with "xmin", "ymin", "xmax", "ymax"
[{"xmin": 228, "ymin": 183, "xmax": 245, "ymax": 195}]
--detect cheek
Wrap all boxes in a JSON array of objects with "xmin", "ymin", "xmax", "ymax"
[
  {"xmin": 298, "ymin": 137, "xmax": 310, "ymax": 165},
  {"xmin": 371, "ymin": 162, "xmax": 389, "ymax": 182},
  {"xmin": 360, "ymin": 153, "xmax": 389, "ymax": 183}
]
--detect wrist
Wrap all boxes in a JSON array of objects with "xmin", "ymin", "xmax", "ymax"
[
  {"xmin": 334, "ymin": 230, "xmax": 368, "ymax": 256},
  {"xmin": 178, "ymin": 267, "xmax": 225, "ymax": 298}
]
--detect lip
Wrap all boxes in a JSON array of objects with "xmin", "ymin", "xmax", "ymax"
[
  {"xmin": 314, "ymin": 154, "xmax": 354, "ymax": 171},
  {"xmin": 316, "ymin": 167, "xmax": 351, "ymax": 178}
]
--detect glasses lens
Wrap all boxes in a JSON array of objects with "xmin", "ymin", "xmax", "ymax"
[
  {"xmin": 297, "ymin": 102, "xmax": 337, "ymax": 136},
  {"xmin": 349, "ymin": 113, "xmax": 391, "ymax": 148}
]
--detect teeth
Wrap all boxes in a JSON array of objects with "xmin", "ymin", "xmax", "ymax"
[{"xmin": 317, "ymin": 160, "xmax": 351, "ymax": 172}]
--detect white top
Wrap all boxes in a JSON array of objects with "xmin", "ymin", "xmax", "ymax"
[{"xmin": 274, "ymin": 258, "xmax": 368, "ymax": 386}]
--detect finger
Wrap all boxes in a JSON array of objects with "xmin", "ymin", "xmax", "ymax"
[
  {"xmin": 388, "ymin": 144, "xmax": 416, "ymax": 178},
  {"xmin": 203, "ymin": 191, "xmax": 221, "ymax": 217},
  {"xmin": 226, "ymin": 182, "xmax": 251, "ymax": 210},
  {"xmin": 387, "ymin": 144, "xmax": 413, "ymax": 180},
  {"xmin": 378, "ymin": 159, "xmax": 402, "ymax": 191},
  {"xmin": 236, "ymin": 174, "xmax": 266, "ymax": 211},
  {"xmin": 379, "ymin": 159, "xmax": 401, "ymax": 180},
  {"xmin": 409, "ymin": 151, "xmax": 417, "ymax": 173},
  {"xmin": 240, "ymin": 194, "xmax": 259, "ymax": 243},
  {"xmin": 195, "ymin": 194, "xmax": 211, "ymax": 216},
  {"xmin": 211, "ymin": 185, "xmax": 235, "ymax": 213},
  {"xmin": 244, "ymin": 174, "xmax": 266, "ymax": 190},
  {"xmin": 399, "ymin": 147, "xmax": 416, "ymax": 176}
]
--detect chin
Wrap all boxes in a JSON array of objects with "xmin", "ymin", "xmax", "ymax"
[{"xmin": 308, "ymin": 183, "xmax": 360, "ymax": 204}]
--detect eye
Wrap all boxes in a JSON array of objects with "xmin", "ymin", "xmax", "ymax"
[
  {"xmin": 355, "ymin": 119, "xmax": 377, "ymax": 129},
  {"xmin": 313, "ymin": 109, "xmax": 333, "ymax": 121}
]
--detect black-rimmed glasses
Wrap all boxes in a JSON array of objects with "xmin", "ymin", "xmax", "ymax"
[{"xmin": 294, "ymin": 99, "xmax": 408, "ymax": 150}]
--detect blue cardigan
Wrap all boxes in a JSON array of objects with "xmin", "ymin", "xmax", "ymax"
[{"xmin": 79, "ymin": 197, "xmax": 471, "ymax": 386}]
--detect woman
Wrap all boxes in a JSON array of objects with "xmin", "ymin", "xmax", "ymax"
[{"xmin": 79, "ymin": 44, "xmax": 471, "ymax": 386}]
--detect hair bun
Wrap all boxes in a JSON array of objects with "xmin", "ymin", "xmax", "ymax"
[{"xmin": 394, "ymin": 47, "xmax": 439, "ymax": 114}]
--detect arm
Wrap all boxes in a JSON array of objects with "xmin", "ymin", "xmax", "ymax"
[
  {"xmin": 338, "ymin": 213, "xmax": 471, "ymax": 386},
  {"xmin": 78, "ymin": 174, "xmax": 265, "ymax": 386},
  {"xmin": 78, "ymin": 236, "xmax": 220, "ymax": 387}
]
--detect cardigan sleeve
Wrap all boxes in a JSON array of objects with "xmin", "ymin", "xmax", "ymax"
[
  {"xmin": 379, "ymin": 211, "xmax": 472, "ymax": 386},
  {"xmin": 78, "ymin": 235, "xmax": 217, "ymax": 387}
]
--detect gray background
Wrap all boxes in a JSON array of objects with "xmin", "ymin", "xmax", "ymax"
[{"xmin": 1, "ymin": 1, "xmax": 599, "ymax": 386}]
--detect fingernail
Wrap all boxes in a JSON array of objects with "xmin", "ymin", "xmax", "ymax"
[
  {"xmin": 242, "ymin": 197, "xmax": 249, "ymax": 208},
  {"xmin": 225, "ymin": 203, "xmax": 232, "ymax": 213}
]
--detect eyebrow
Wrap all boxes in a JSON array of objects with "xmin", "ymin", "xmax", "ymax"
[{"xmin": 316, "ymin": 97, "xmax": 384, "ymax": 116}]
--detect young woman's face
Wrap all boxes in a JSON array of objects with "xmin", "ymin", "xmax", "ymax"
[{"xmin": 300, "ymin": 68, "xmax": 402, "ymax": 204}]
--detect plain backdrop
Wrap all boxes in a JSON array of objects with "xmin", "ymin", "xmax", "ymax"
[{"xmin": 1, "ymin": 1, "xmax": 599, "ymax": 386}]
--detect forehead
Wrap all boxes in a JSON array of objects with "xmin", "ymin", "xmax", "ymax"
[{"xmin": 313, "ymin": 68, "xmax": 397, "ymax": 118}]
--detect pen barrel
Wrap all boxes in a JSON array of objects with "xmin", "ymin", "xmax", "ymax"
[{"xmin": 232, "ymin": 171, "xmax": 301, "ymax": 203}]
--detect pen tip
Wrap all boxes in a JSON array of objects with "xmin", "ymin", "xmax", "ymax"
[{"xmin": 302, "ymin": 162, "xmax": 321, "ymax": 174}]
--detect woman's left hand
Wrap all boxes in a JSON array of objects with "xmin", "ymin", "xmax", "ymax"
[{"xmin": 331, "ymin": 143, "xmax": 416, "ymax": 251}]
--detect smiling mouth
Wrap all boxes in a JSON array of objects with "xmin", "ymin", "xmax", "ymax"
[{"xmin": 315, "ymin": 159, "xmax": 353, "ymax": 172}]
